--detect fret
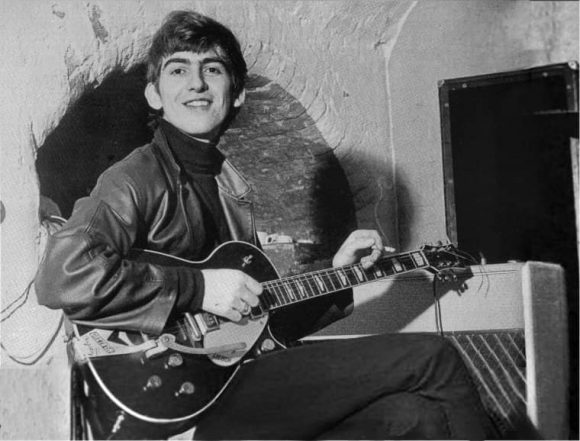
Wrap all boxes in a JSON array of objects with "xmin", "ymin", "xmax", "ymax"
[
  {"xmin": 343, "ymin": 267, "xmax": 360, "ymax": 285},
  {"xmin": 336, "ymin": 268, "xmax": 349, "ymax": 287},
  {"xmin": 262, "ymin": 289, "xmax": 278, "ymax": 308},
  {"xmin": 352, "ymin": 265, "xmax": 367, "ymax": 282},
  {"xmin": 302, "ymin": 277, "xmax": 318, "ymax": 298},
  {"xmin": 270, "ymin": 284, "xmax": 287, "ymax": 305},
  {"xmin": 282, "ymin": 281, "xmax": 297, "ymax": 301},
  {"xmin": 399, "ymin": 255, "xmax": 417, "ymax": 271},
  {"xmin": 373, "ymin": 265, "xmax": 385, "ymax": 278},
  {"xmin": 287, "ymin": 280, "xmax": 302, "ymax": 300},
  {"xmin": 300, "ymin": 276, "xmax": 317, "ymax": 298},
  {"xmin": 289, "ymin": 280, "xmax": 303, "ymax": 300},
  {"xmin": 274, "ymin": 283, "xmax": 291, "ymax": 304},
  {"xmin": 391, "ymin": 258, "xmax": 404, "ymax": 273},
  {"xmin": 320, "ymin": 271, "xmax": 338, "ymax": 291},
  {"xmin": 295, "ymin": 278, "xmax": 308, "ymax": 298},
  {"xmin": 364, "ymin": 267, "xmax": 378, "ymax": 281},
  {"xmin": 378, "ymin": 260, "xmax": 395, "ymax": 277},
  {"xmin": 328, "ymin": 271, "xmax": 343, "ymax": 290},
  {"xmin": 313, "ymin": 274, "xmax": 327, "ymax": 292},
  {"xmin": 411, "ymin": 252, "xmax": 427, "ymax": 267}
]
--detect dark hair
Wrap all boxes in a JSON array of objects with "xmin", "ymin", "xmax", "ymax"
[{"xmin": 147, "ymin": 10, "xmax": 247, "ymax": 98}]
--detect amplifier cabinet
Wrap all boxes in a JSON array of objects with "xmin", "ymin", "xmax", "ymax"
[{"xmin": 309, "ymin": 261, "xmax": 568, "ymax": 440}]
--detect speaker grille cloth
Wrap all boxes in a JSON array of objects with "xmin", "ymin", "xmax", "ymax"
[{"xmin": 446, "ymin": 329, "xmax": 527, "ymax": 436}]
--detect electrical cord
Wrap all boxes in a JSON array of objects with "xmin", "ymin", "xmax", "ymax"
[{"xmin": 0, "ymin": 214, "xmax": 67, "ymax": 365}]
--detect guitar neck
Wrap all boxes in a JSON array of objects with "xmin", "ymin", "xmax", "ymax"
[{"xmin": 260, "ymin": 250, "xmax": 430, "ymax": 311}]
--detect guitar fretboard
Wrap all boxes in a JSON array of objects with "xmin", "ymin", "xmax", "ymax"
[{"xmin": 259, "ymin": 251, "xmax": 430, "ymax": 311}]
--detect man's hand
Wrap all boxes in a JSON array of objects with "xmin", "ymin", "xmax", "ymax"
[
  {"xmin": 201, "ymin": 269, "xmax": 263, "ymax": 322},
  {"xmin": 332, "ymin": 229, "xmax": 389, "ymax": 269}
]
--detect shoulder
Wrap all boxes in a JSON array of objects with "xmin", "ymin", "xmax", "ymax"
[
  {"xmin": 105, "ymin": 143, "xmax": 161, "ymax": 181},
  {"xmin": 93, "ymin": 142, "xmax": 172, "ymax": 203}
]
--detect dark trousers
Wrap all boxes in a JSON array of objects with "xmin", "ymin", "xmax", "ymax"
[{"xmin": 194, "ymin": 333, "xmax": 496, "ymax": 440}]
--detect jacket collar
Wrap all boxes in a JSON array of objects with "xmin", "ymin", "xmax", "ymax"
[{"xmin": 152, "ymin": 128, "xmax": 253, "ymax": 200}]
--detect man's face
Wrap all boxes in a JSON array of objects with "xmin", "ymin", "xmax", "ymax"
[{"xmin": 145, "ymin": 50, "xmax": 245, "ymax": 140}]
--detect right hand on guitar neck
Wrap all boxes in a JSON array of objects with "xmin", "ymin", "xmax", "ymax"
[{"xmin": 201, "ymin": 269, "xmax": 263, "ymax": 322}]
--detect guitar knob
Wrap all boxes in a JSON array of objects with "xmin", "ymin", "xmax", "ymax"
[
  {"xmin": 165, "ymin": 353, "xmax": 184, "ymax": 368},
  {"xmin": 175, "ymin": 381, "xmax": 195, "ymax": 397},
  {"xmin": 143, "ymin": 375, "xmax": 162, "ymax": 391},
  {"xmin": 260, "ymin": 338, "xmax": 276, "ymax": 352}
]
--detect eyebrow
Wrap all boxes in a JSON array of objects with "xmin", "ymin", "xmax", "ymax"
[{"xmin": 162, "ymin": 56, "xmax": 227, "ymax": 71}]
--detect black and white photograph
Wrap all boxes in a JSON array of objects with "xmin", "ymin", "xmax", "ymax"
[{"xmin": 0, "ymin": 1, "xmax": 578, "ymax": 440}]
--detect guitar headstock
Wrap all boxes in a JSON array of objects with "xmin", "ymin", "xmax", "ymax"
[{"xmin": 421, "ymin": 243, "xmax": 473, "ymax": 281}]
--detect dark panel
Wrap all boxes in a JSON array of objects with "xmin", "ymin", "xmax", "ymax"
[{"xmin": 439, "ymin": 62, "xmax": 579, "ymax": 439}]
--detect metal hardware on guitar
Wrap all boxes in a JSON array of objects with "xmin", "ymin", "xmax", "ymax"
[
  {"xmin": 260, "ymin": 338, "xmax": 276, "ymax": 353},
  {"xmin": 175, "ymin": 382, "xmax": 196, "ymax": 397},
  {"xmin": 165, "ymin": 353, "xmax": 184, "ymax": 368},
  {"xmin": 110, "ymin": 411, "xmax": 126, "ymax": 436},
  {"xmin": 143, "ymin": 375, "xmax": 162, "ymax": 391}
]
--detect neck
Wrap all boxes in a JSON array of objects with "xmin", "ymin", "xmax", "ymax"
[
  {"xmin": 159, "ymin": 119, "xmax": 225, "ymax": 176},
  {"xmin": 161, "ymin": 118, "xmax": 219, "ymax": 146}
]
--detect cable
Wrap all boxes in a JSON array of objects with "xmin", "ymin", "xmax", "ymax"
[
  {"xmin": 0, "ymin": 214, "xmax": 67, "ymax": 365},
  {"xmin": 432, "ymin": 276, "xmax": 444, "ymax": 337},
  {"xmin": 0, "ymin": 315, "xmax": 64, "ymax": 366},
  {"xmin": 0, "ymin": 280, "xmax": 34, "ymax": 321}
]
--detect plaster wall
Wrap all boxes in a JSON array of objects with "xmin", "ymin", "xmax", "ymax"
[{"xmin": 0, "ymin": 0, "xmax": 577, "ymax": 439}]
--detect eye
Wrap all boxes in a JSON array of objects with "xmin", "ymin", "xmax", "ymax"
[
  {"xmin": 204, "ymin": 64, "xmax": 225, "ymax": 75},
  {"xmin": 169, "ymin": 67, "xmax": 187, "ymax": 76}
]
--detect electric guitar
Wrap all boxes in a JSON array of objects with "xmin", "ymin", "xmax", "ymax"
[{"xmin": 71, "ymin": 240, "xmax": 470, "ymax": 435}]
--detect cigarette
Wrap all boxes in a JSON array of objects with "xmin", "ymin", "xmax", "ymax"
[{"xmin": 383, "ymin": 246, "xmax": 396, "ymax": 252}]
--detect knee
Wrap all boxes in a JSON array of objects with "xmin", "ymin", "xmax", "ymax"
[
  {"xmin": 378, "ymin": 393, "xmax": 450, "ymax": 439},
  {"xmin": 410, "ymin": 334, "xmax": 462, "ymax": 364},
  {"xmin": 411, "ymin": 335, "xmax": 471, "ymax": 382}
]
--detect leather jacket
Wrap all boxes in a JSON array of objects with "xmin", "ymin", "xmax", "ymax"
[{"xmin": 35, "ymin": 128, "xmax": 352, "ymax": 339}]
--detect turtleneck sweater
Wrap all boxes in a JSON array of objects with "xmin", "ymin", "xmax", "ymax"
[{"xmin": 159, "ymin": 119, "xmax": 232, "ymax": 314}]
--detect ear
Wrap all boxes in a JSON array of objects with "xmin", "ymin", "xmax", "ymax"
[
  {"xmin": 145, "ymin": 83, "xmax": 163, "ymax": 110},
  {"xmin": 233, "ymin": 89, "xmax": 246, "ymax": 108}
]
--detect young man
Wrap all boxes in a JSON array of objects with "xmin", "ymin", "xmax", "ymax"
[{"xmin": 35, "ymin": 10, "xmax": 495, "ymax": 440}]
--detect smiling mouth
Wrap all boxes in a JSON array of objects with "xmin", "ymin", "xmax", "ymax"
[{"xmin": 184, "ymin": 99, "xmax": 211, "ymax": 108}]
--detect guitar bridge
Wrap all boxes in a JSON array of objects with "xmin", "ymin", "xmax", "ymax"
[{"xmin": 198, "ymin": 312, "xmax": 220, "ymax": 331}]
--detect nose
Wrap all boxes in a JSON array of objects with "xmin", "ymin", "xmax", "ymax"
[{"xmin": 188, "ymin": 68, "xmax": 207, "ymax": 92}]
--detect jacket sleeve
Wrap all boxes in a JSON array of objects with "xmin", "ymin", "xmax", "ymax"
[{"xmin": 34, "ymin": 166, "xmax": 201, "ymax": 336}]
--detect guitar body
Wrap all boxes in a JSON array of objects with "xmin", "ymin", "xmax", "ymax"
[
  {"xmin": 73, "ymin": 241, "xmax": 282, "ymax": 437},
  {"xmin": 70, "ymin": 240, "xmax": 462, "ymax": 438}
]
